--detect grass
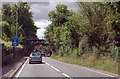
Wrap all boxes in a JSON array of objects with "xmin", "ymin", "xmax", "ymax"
[{"xmin": 51, "ymin": 54, "xmax": 118, "ymax": 74}]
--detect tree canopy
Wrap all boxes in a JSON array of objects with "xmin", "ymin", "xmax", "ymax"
[
  {"xmin": 0, "ymin": 2, "xmax": 38, "ymax": 44},
  {"xmin": 45, "ymin": 3, "xmax": 119, "ymax": 60}
]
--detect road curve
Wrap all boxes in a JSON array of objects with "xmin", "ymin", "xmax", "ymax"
[{"xmin": 15, "ymin": 57, "xmax": 118, "ymax": 79}]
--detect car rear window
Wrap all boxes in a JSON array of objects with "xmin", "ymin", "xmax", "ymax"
[
  {"xmin": 32, "ymin": 53, "xmax": 36, "ymax": 56},
  {"xmin": 32, "ymin": 52, "xmax": 41, "ymax": 56}
]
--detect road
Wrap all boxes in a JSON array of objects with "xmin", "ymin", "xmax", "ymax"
[{"xmin": 15, "ymin": 57, "xmax": 118, "ymax": 79}]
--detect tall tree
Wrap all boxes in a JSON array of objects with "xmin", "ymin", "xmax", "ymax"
[
  {"xmin": 1, "ymin": 2, "xmax": 38, "ymax": 44},
  {"xmin": 17, "ymin": 2, "xmax": 37, "ymax": 40},
  {"xmin": 45, "ymin": 4, "xmax": 79, "ymax": 55}
]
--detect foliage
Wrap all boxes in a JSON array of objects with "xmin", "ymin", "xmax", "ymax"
[
  {"xmin": 1, "ymin": 2, "xmax": 37, "ymax": 57},
  {"xmin": 51, "ymin": 54, "xmax": 118, "ymax": 74},
  {"xmin": 45, "ymin": 4, "xmax": 80, "ymax": 56},
  {"xmin": 1, "ymin": 2, "xmax": 38, "ymax": 44},
  {"xmin": 0, "ymin": 21, "xmax": 11, "ymax": 40},
  {"xmin": 17, "ymin": 2, "xmax": 37, "ymax": 40},
  {"xmin": 45, "ymin": 2, "xmax": 119, "ymax": 62}
]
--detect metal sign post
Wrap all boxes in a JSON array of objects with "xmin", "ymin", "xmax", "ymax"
[{"xmin": 16, "ymin": 2, "xmax": 18, "ymax": 37}]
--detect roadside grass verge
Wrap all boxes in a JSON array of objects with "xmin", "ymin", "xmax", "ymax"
[{"xmin": 51, "ymin": 54, "xmax": 118, "ymax": 74}]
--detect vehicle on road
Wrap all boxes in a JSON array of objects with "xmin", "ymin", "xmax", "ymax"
[
  {"xmin": 29, "ymin": 52, "xmax": 42, "ymax": 64},
  {"xmin": 40, "ymin": 51, "xmax": 46, "ymax": 56}
]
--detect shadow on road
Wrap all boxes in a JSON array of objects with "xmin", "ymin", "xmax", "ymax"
[{"xmin": 29, "ymin": 62, "xmax": 45, "ymax": 64}]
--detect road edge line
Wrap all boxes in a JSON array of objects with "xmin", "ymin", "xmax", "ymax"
[
  {"xmin": 51, "ymin": 57, "xmax": 119, "ymax": 77},
  {"xmin": 15, "ymin": 58, "xmax": 28, "ymax": 78},
  {"xmin": 83, "ymin": 68, "xmax": 116, "ymax": 77},
  {"xmin": 6, "ymin": 57, "xmax": 27, "ymax": 79}
]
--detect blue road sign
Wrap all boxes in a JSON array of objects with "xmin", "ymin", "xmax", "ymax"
[{"xmin": 12, "ymin": 36, "xmax": 19, "ymax": 46}]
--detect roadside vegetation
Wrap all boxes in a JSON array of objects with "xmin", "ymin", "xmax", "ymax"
[
  {"xmin": 0, "ymin": 2, "xmax": 37, "ymax": 42},
  {"xmin": 0, "ymin": 39, "xmax": 23, "ymax": 49},
  {"xmin": 52, "ymin": 54, "xmax": 118, "ymax": 74},
  {"xmin": 0, "ymin": 2, "xmax": 37, "ymax": 50},
  {"xmin": 45, "ymin": 2, "xmax": 120, "ymax": 74},
  {"xmin": 0, "ymin": 2, "xmax": 37, "ymax": 65}
]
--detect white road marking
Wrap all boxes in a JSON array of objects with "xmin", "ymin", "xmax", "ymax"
[
  {"xmin": 52, "ymin": 58, "xmax": 118, "ymax": 77},
  {"xmin": 15, "ymin": 58, "xmax": 28, "ymax": 78},
  {"xmin": 44, "ymin": 61, "xmax": 70, "ymax": 78},
  {"xmin": 45, "ymin": 63, "xmax": 50, "ymax": 66},
  {"xmin": 62, "ymin": 73, "xmax": 70, "ymax": 78},
  {"xmin": 50, "ymin": 66, "xmax": 60, "ymax": 72},
  {"xmin": 45, "ymin": 58, "xmax": 117, "ymax": 77},
  {"xmin": 80, "ymin": 67, "xmax": 115, "ymax": 77},
  {"xmin": 53, "ymin": 59, "xmax": 116, "ymax": 77}
]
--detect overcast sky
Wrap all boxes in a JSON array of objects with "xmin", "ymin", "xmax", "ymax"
[
  {"xmin": 1, "ymin": 0, "xmax": 119, "ymax": 39},
  {"xmin": 1, "ymin": 1, "xmax": 79, "ymax": 39},
  {"xmin": 29, "ymin": 2, "xmax": 79, "ymax": 39}
]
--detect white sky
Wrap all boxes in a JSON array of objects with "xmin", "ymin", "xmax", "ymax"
[{"xmin": 34, "ymin": 20, "xmax": 51, "ymax": 39}]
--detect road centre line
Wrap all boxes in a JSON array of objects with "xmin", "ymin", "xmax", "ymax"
[
  {"xmin": 15, "ymin": 58, "xmax": 115, "ymax": 78},
  {"xmin": 51, "ymin": 58, "xmax": 117, "ymax": 77},
  {"xmin": 45, "ymin": 62, "xmax": 50, "ymax": 66},
  {"xmin": 53, "ymin": 59, "xmax": 116, "ymax": 77},
  {"xmin": 62, "ymin": 73, "xmax": 70, "ymax": 78},
  {"xmin": 45, "ymin": 61, "xmax": 71, "ymax": 78},
  {"xmin": 50, "ymin": 65, "xmax": 60, "ymax": 72},
  {"xmin": 15, "ymin": 59, "xmax": 71, "ymax": 78}
]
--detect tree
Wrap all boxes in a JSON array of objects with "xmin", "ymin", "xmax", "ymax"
[
  {"xmin": 1, "ymin": 2, "xmax": 38, "ymax": 44},
  {"xmin": 16, "ymin": 2, "xmax": 37, "ymax": 40},
  {"xmin": 2, "ymin": 4, "xmax": 13, "ymax": 24},
  {"xmin": 45, "ymin": 4, "xmax": 79, "ymax": 56},
  {"xmin": 110, "ymin": 2, "xmax": 120, "ymax": 47},
  {"xmin": 0, "ymin": 21, "xmax": 11, "ymax": 41}
]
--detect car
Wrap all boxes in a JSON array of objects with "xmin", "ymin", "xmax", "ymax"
[
  {"xmin": 29, "ymin": 52, "xmax": 42, "ymax": 64},
  {"xmin": 40, "ymin": 51, "xmax": 46, "ymax": 56}
]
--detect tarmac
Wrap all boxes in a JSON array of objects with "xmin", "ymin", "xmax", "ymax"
[{"xmin": 1, "ymin": 57, "xmax": 27, "ymax": 79}]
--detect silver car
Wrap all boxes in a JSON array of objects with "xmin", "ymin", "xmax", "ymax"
[{"xmin": 29, "ymin": 52, "xmax": 42, "ymax": 64}]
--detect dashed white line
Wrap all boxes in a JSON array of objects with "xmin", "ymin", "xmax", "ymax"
[
  {"xmin": 50, "ymin": 66, "xmax": 60, "ymax": 72},
  {"xmin": 45, "ymin": 62, "xmax": 70, "ymax": 78},
  {"xmin": 53, "ymin": 58, "xmax": 119, "ymax": 78},
  {"xmin": 62, "ymin": 73, "xmax": 70, "ymax": 78},
  {"xmin": 45, "ymin": 63, "xmax": 50, "ymax": 66}
]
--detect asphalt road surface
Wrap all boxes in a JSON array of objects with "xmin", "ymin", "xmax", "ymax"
[{"xmin": 15, "ymin": 57, "xmax": 118, "ymax": 79}]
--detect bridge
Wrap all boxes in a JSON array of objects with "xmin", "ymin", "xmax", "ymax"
[{"xmin": 24, "ymin": 39, "xmax": 47, "ymax": 56}]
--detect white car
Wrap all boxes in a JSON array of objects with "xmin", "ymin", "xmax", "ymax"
[{"xmin": 29, "ymin": 52, "xmax": 42, "ymax": 64}]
